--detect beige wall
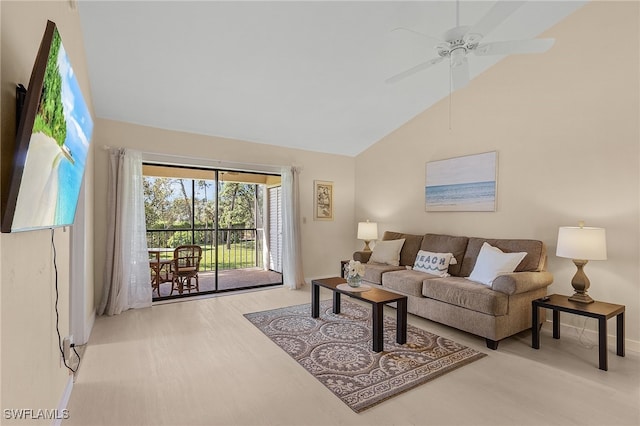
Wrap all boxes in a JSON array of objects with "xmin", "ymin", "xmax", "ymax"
[
  {"xmin": 1, "ymin": 0, "xmax": 95, "ymax": 418},
  {"xmin": 92, "ymin": 119, "xmax": 355, "ymax": 304},
  {"xmin": 356, "ymin": 1, "xmax": 640, "ymax": 345},
  {"xmin": 1, "ymin": 1, "xmax": 637, "ymax": 415}
]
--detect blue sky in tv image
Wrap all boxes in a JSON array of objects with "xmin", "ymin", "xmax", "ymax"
[{"xmin": 54, "ymin": 31, "xmax": 94, "ymax": 225}]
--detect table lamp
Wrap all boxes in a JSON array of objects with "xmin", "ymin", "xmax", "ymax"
[
  {"xmin": 357, "ymin": 220, "xmax": 378, "ymax": 252},
  {"xmin": 556, "ymin": 223, "xmax": 607, "ymax": 304}
]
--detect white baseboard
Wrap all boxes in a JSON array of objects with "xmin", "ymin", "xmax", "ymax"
[
  {"xmin": 545, "ymin": 319, "xmax": 639, "ymax": 353},
  {"xmin": 54, "ymin": 375, "xmax": 73, "ymax": 426}
]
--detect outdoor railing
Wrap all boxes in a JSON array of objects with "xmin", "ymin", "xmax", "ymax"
[{"xmin": 146, "ymin": 228, "xmax": 264, "ymax": 272}]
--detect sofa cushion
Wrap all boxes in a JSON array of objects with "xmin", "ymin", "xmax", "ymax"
[
  {"xmin": 422, "ymin": 277, "xmax": 509, "ymax": 316},
  {"xmin": 468, "ymin": 242, "xmax": 527, "ymax": 286},
  {"xmin": 362, "ymin": 263, "xmax": 404, "ymax": 285},
  {"xmin": 369, "ymin": 238, "xmax": 405, "ymax": 266},
  {"xmin": 420, "ymin": 234, "xmax": 469, "ymax": 277},
  {"xmin": 382, "ymin": 231, "xmax": 424, "ymax": 267},
  {"xmin": 459, "ymin": 237, "xmax": 546, "ymax": 277},
  {"xmin": 383, "ymin": 269, "xmax": 438, "ymax": 298},
  {"xmin": 412, "ymin": 250, "xmax": 457, "ymax": 277}
]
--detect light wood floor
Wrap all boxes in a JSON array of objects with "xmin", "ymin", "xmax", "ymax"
[{"xmin": 65, "ymin": 285, "xmax": 640, "ymax": 426}]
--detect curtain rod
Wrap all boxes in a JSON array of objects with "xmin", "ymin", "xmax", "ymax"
[{"xmin": 100, "ymin": 145, "xmax": 301, "ymax": 174}]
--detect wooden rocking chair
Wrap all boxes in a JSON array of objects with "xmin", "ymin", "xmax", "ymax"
[{"xmin": 170, "ymin": 245, "xmax": 203, "ymax": 295}]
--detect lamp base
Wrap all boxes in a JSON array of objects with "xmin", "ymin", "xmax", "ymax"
[
  {"xmin": 362, "ymin": 241, "xmax": 372, "ymax": 252},
  {"xmin": 568, "ymin": 292, "xmax": 594, "ymax": 304},
  {"xmin": 568, "ymin": 259, "xmax": 594, "ymax": 304}
]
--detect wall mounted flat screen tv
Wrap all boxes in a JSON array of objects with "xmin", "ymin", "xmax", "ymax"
[{"xmin": 2, "ymin": 20, "xmax": 93, "ymax": 233}]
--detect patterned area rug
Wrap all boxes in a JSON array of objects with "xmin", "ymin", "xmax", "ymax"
[{"xmin": 244, "ymin": 299, "xmax": 486, "ymax": 412}]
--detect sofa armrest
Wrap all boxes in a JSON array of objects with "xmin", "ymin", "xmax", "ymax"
[
  {"xmin": 353, "ymin": 251, "xmax": 372, "ymax": 263},
  {"xmin": 492, "ymin": 271, "xmax": 554, "ymax": 295}
]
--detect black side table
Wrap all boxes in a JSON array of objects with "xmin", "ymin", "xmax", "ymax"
[{"xmin": 532, "ymin": 294, "xmax": 625, "ymax": 371}]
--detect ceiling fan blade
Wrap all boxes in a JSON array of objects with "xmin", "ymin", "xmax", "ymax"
[
  {"xmin": 468, "ymin": 1, "xmax": 525, "ymax": 38},
  {"xmin": 390, "ymin": 27, "xmax": 443, "ymax": 44},
  {"xmin": 474, "ymin": 38, "xmax": 555, "ymax": 56},
  {"xmin": 385, "ymin": 57, "xmax": 444, "ymax": 84},
  {"xmin": 451, "ymin": 57, "xmax": 469, "ymax": 90}
]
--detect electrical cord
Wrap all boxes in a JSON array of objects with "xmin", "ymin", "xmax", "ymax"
[
  {"xmin": 52, "ymin": 228, "xmax": 79, "ymax": 374},
  {"xmin": 574, "ymin": 316, "xmax": 596, "ymax": 349}
]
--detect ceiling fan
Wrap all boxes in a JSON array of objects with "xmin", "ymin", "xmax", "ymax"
[{"xmin": 386, "ymin": 1, "xmax": 555, "ymax": 90}]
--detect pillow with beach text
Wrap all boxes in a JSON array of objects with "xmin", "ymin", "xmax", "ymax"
[{"xmin": 413, "ymin": 250, "xmax": 458, "ymax": 277}]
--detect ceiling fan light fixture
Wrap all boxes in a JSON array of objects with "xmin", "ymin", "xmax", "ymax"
[{"xmin": 450, "ymin": 48, "xmax": 466, "ymax": 68}]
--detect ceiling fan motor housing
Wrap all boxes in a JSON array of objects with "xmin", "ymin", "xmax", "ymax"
[{"xmin": 436, "ymin": 25, "xmax": 482, "ymax": 61}]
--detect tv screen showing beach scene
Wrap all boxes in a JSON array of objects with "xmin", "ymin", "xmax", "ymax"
[
  {"xmin": 2, "ymin": 21, "xmax": 93, "ymax": 232},
  {"xmin": 425, "ymin": 151, "xmax": 497, "ymax": 212}
]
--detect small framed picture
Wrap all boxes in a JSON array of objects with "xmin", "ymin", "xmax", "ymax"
[{"xmin": 314, "ymin": 180, "xmax": 333, "ymax": 221}]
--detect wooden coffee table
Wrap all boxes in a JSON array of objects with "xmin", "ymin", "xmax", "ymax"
[{"xmin": 311, "ymin": 277, "xmax": 407, "ymax": 352}]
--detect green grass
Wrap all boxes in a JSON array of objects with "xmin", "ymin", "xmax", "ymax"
[{"xmin": 156, "ymin": 242, "xmax": 259, "ymax": 270}]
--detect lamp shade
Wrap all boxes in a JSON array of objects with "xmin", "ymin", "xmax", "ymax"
[
  {"xmin": 357, "ymin": 221, "xmax": 378, "ymax": 241},
  {"xmin": 556, "ymin": 226, "xmax": 607, "ymax": 260}
]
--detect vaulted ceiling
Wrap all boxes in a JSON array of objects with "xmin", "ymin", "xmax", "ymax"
[{"xmin": 78, "ymin": 1, "xmax": 585, "ymax": 156}]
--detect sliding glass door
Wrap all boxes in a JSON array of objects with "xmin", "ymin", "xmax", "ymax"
[{"xmin": 143, "ymin": 165, "xmax": 283, "ymax": 300}]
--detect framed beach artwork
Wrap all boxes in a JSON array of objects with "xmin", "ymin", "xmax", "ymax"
[
  {"xmin": 425, "ymin": 151, "xmax": 497, "ymax": 212},
  {"xmin": 314, "ymin": 180, "xmax": 333, "ymax": 221}
]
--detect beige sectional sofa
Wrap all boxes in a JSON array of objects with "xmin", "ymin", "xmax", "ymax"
[{"xmin": 353, "ymin": 231, "xmax": 553, "ymax": 349}]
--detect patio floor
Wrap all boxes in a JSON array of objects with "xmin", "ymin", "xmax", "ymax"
[{"xmin": 153, "ymin": 268, "xmax": 283, "ymax": 300}]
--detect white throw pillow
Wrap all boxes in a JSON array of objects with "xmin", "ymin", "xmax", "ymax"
[
  {"xmin": 413, "ymin": 250, "xmax": 458, "ymax": 277},
  {"xmin": 468, "ymin": 242, "xmax": 527, "ymax": 286},
  {"xmin": 369, "ymin": 239, "xmax": 405, "ymax": 266}
]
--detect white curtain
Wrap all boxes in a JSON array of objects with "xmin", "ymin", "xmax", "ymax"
[
  {"xmin": 98, "ymin": 148, "xmax": 152, "ymax": 315},
  {"xmin": 281, "ymin": 166, "xmax": 305, "ymax": 289}
]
